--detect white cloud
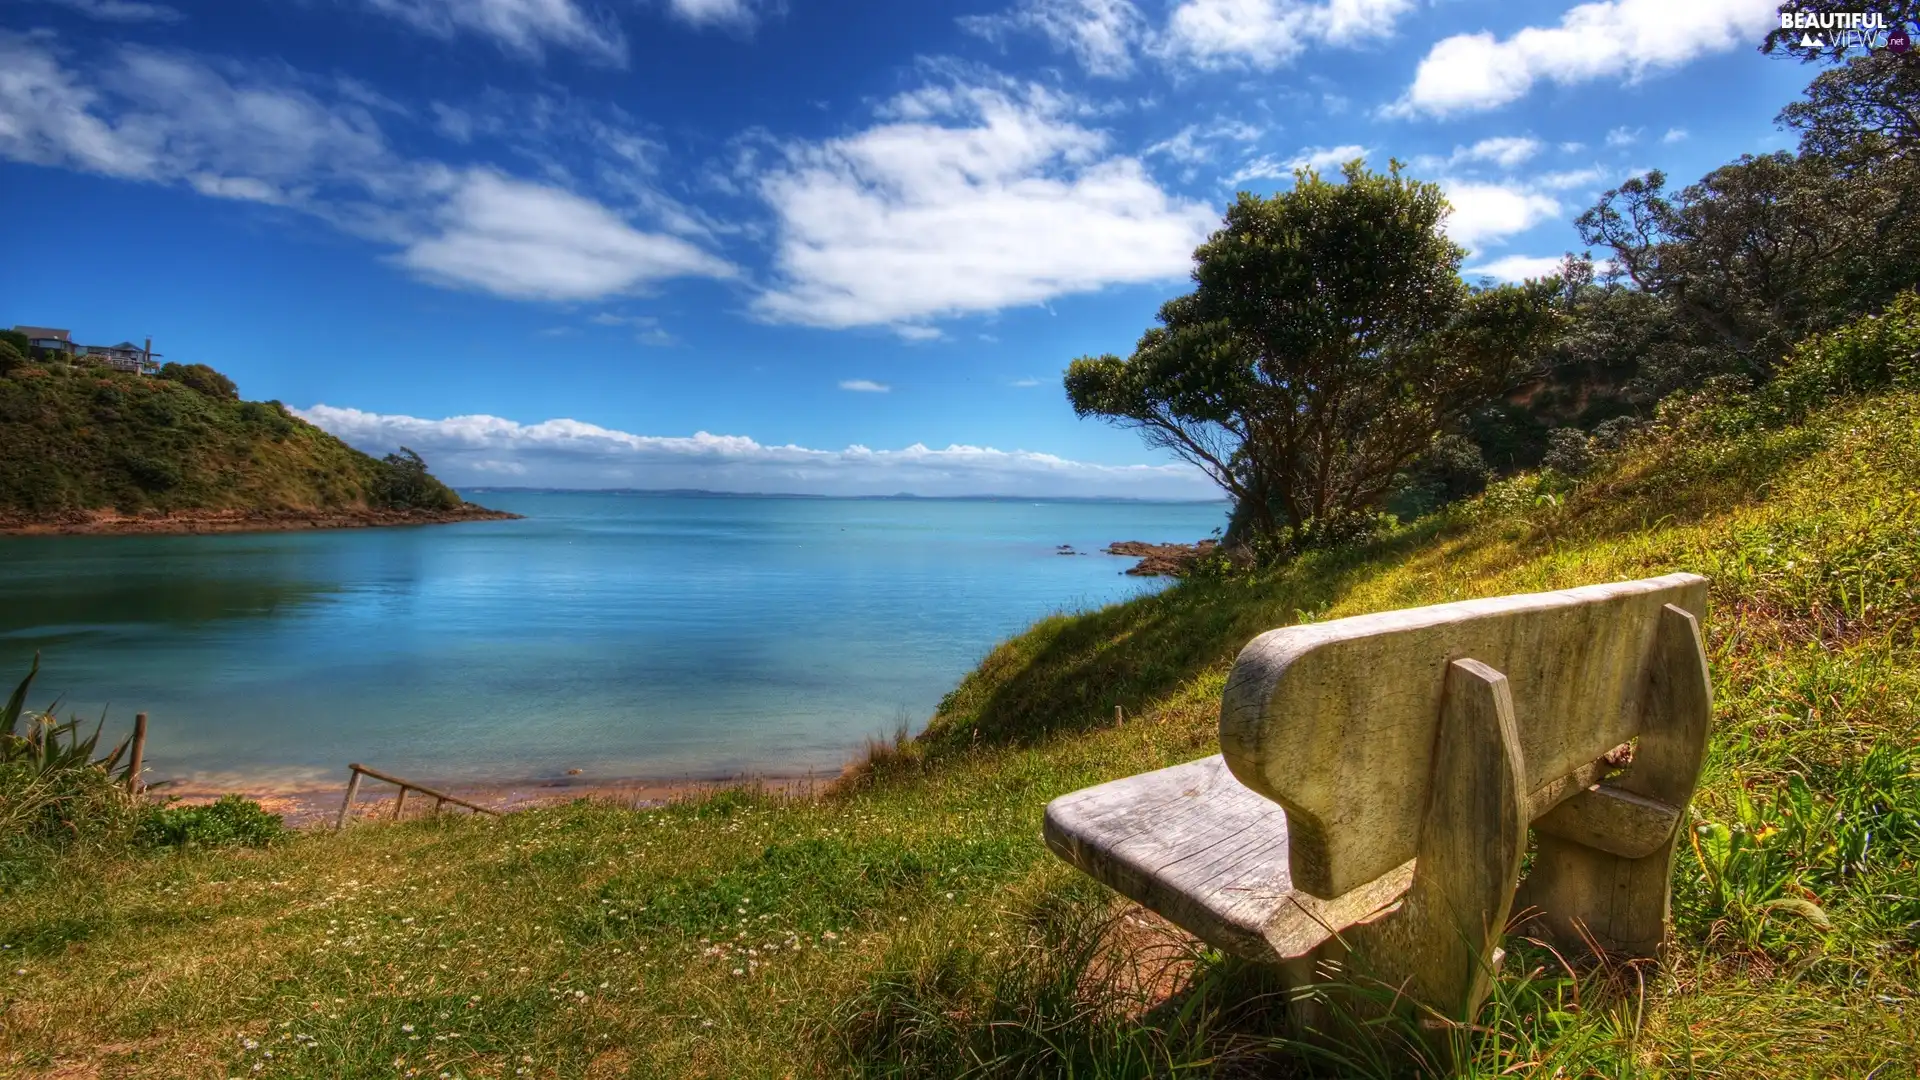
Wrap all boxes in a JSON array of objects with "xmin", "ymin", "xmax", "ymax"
[
  {"xmin": 1533, "ymin": 166, "xmax": 1608, "ymax": 190},
  {"xmin": 1662, "ymin": 127, "xmax": 1689, "ymax": 144},
  {"xmin": 1143, "ymin": 117, "xmax": 1263, "ymax": 181},
  {"xmin": 1391, "ymin": 0, "xmax": 1777, "ymax": 117},
  {"xmin": 24, "ymin": 0, "xmax": 182, "ymax": 21},
  {"xmin": 1464, "ymin": 254, "xmax": 1565, "ymax": 282},
  {"xmin": 1439, "ymin": 179, "xmax": 1560, "ymax": 249},
  {"xmin": 839, "ymin": 379, "xmax": 891, "ymax": 393},
  {"xmin": 1011, "ymin": 377, "xmax": 1044, "ymax": 387},
  {"xmin": 751, "ymin": 80, "xmax": 1217, "ymax": 330},
  {"xmin": 962, "ymin": 0, "xmax": 1418, "ymax": 75},
  {"xmin": 0, "ymin": 33, "xmax": 400, "ymax": 194},
  {"xmin": 1227, "ymin": 143, "xmax": 1369, "ymax": 185},
  {"xmin": 1412, "ymin": 136, "xmax": 1542, "ymax": 173},
  {"xmin": 1605, "ymin": 125, "xmax": 1641, "ymax": 147},
  {"xmin": 399, "ymin": 171, "xmax": 736, "ymax": 301},
  {"xmin": 360, "ymin": 0, "xmax": 626, "ymax": 65},
  {"xmin": 665, "ymin": 0, "xmax": 776, "ymax": 31},
  {"xmin": 960, "ymin": 0, "xmax": 1149, "ymax": 78},
  {"xmin": 294, "ymin": 405, "xmax": 1218, "ymax": 498},
  {"xmin": 1157, "ymin": 0, "xmax": 1418, "ymax": 70},
  {"xmin": 0, "ymin": 34, "xmax": 733, "ymax": 304}
]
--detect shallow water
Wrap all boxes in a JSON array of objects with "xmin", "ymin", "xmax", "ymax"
[{"xmin": 0, "ymin": 493, "xmax": 1226, "ymax": 787}]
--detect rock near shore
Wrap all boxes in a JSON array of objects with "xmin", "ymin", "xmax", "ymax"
[{"xmin": 1104, "ymin": 539, "xmax": 1219, "ymax": 576}]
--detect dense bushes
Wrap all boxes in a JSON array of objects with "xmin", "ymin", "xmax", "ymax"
[
  {"xmin": 372, "ymin": 446, "xmax": 463, "ymax": 511},
  {"xmin": 1659, "ymin": 292, "xmax": 1920, "ymax": 441},
  {"xmin": 157, "ymin": 361, "xmax": 239, "ymax": 401},
  {"xmin": 136, "ymin": 794, "xmax": 287, "ymax": 850}
]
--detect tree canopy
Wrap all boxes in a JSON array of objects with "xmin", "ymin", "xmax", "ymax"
[
  {"xmin": 1576, "ymin": 51, "xmax": 1920, "ymax": 382},
  {"xmin": 1066, "ymin": 162, "xmax": 1560, "ymax": 547}
]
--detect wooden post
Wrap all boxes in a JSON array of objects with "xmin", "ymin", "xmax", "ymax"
[
  {"xmin": 433, "ymin": 795, "xmax": 445, "ymax": 817},
  {"xmin": 1515, "ymin": 604, "xmax": 1712, "ymax": 957},
  {"xmin": 1342, "ymin": 659, "xmax": 1529, "ymax": 1038},
  {"xmin": 126, "ymin": 712, "xmax": 148, "ymax": 794},
  {"xmin": 1115, "ymin": 705, "xmax": 1125, "ymax": 727},
  {"xmin": 393, "ymin": 786, "xmax": 408, "ymax": 821},
  {"xmin": 337, "ymin": 767, "xmax": 363, "ymax": 831}
]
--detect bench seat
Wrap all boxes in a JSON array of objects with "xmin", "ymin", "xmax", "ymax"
[{"xmin": 1042, "ymin": 755, "xmax": 1413, "ymax": 963}]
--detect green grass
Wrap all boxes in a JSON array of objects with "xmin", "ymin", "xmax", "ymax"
[
  {"xmin": 2, "ymin": 390, "xmax": 1917, "ymax": 1077},
  {"xmin": 0, "ymin": 363, "xmax": 460, "ymax": 517}
]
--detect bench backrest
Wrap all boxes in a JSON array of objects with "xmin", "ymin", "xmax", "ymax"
[{"xmin": 1218, "ymin": 573, "xmax": 1708, "ymax": 899}]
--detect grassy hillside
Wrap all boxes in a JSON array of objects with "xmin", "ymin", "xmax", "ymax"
[
  {"xmin": 2, "ymin": 378, "xmax": 1916, "ymax": 1076},
  {"xmin": 0, "ymin": 360, "xmax": 469, "ymax": 519}
]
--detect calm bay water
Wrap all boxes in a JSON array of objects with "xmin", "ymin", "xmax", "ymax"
[{"xmin": 0, "ymin": 493, "xmax": 1226, "ymax": 787}]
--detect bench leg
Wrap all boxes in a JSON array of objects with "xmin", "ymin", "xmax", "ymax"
[
  {"xmin": 1340, "ymin": 658, "xmax": 1529, "ymax": 1035},
  {"xmin": 1515, "ymin": 605, "xmax": 1712, "ymax": 958}
]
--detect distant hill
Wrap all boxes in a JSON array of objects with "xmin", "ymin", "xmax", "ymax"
[{"xmin": 0, "ymin": 354, "xmax": 511, "ymax": 533}]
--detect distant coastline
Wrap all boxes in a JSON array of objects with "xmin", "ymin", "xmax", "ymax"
[
  {"xmin": 0, "ymin": 504, "xmax": 521, "ymax": 537},
  {"xmin": 461, "ymin": 486, "xmax": 1229, "ymax": 504}
]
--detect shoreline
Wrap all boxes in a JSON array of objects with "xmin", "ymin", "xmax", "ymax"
[
  {"xmin": 154, "ymin": 769, "xmax": 831, "ymax": 829},
  {"xmin": 0, "ymin": 504, "xmax": 522, "ymax": 536}
]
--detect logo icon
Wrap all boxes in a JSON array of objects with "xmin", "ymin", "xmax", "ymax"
[{"xmin": 1891, "ymin": 26, "xmax": 1913, "ymax": 52}]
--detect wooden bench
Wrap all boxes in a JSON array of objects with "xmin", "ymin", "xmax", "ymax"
[{"xmin": 1043, "ymin": 573, "xmax": 1712, "ymax": 1028}]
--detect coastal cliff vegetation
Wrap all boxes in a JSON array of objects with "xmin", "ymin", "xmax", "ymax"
[
  {"xmin": 0, "ymin": 348, "xmax": 487, "ymax": 528},
  {"xmin": 1, "ymin": 50, "xmax": 1916, "ymax": 1079}
]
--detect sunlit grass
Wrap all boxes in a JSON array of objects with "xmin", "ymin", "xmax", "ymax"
[{"xmin": 3, "ymin": 392, "xmax": 1918, "ymax": 1077}]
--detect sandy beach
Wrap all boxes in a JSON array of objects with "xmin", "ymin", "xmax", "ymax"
[{"xmin": 150, "ymin": 769, "xmax": 832, "ymax": 829}]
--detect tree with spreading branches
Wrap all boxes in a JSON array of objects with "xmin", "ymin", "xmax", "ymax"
[{"xmin": 1065, "ymin": 161, "xmax": 1560, "ymax": 548}]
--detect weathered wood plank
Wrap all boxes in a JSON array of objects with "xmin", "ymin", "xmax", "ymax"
[
  {"xmin": 1533, "ymin": 784, "xmax": 1681, "ymax": 860},
  {"xmin": 1044, "ymin": 756, "xmax": 1294, "ymax": 961},
  {"xmin": 1344, "ymin": 660, "xmax": 1530, "ymax": 1025},
  {"xmin": 1044, "ymin": 756, "xmax": 1415, "ymax": 963},
  {"xmin": 1220, "ymin": 573, "xmax": 1707, "ymax": 897}
]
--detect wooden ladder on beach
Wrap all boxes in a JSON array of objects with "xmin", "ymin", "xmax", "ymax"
[{"xmin": 336, "ymin": 762, "xmax": 504, "ymax": 830}]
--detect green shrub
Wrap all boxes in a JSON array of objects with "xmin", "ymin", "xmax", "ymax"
[
  {"xmin": 1541, "ymin": 426, "xmax": 1596, "ymax": 477},
  {"xmin": 1763, "ymin": 289, "xmax": 1920, "ymax": 419},
  {"xmin": 157, "ymin": 361, "xmax": 239, "ymax": 401},
  {"xmin": 372, "ymin": 446, "xmax": 462, "ymax": 511},
  {"xmin": 136, "ymin": 794, "xmax": 286, "ymax": 850},
  {"xmin": 0, "ymin": 340, "xmax": 24, "ymax": 377},
  {"xmin": 1387, "ymin": 433, "xmax": 1492, "ymax": 519},
  {"xmin": 1674, "ymin": 293, "xmax": 1920, "ymax": 438}
]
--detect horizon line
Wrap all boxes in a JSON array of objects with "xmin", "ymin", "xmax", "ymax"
[{"xmin": 456, "ymin": 486, "xmax": 1230, "ymax": 504}]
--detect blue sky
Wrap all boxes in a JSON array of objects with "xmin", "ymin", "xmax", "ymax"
[{"xmin": 0, "ymin": 0, "xmax": 1811, "ymax": 496}]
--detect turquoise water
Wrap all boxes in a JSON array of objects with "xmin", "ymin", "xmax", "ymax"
[{"xmin": 0, "ymin": 493, "xmax": 1226, "ymax": 787}]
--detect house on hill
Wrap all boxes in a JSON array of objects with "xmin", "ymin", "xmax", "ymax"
[
  {"xmin": 10, "ymin": 326, "xmax": 162, "ymax": 374},
  {"xmin": 86, "ymin": 341, "xmax": 162, "ymax": 375},
  {"xmin": 15, "ymin": 326, "xmax": 74, "ymax": 355}
]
